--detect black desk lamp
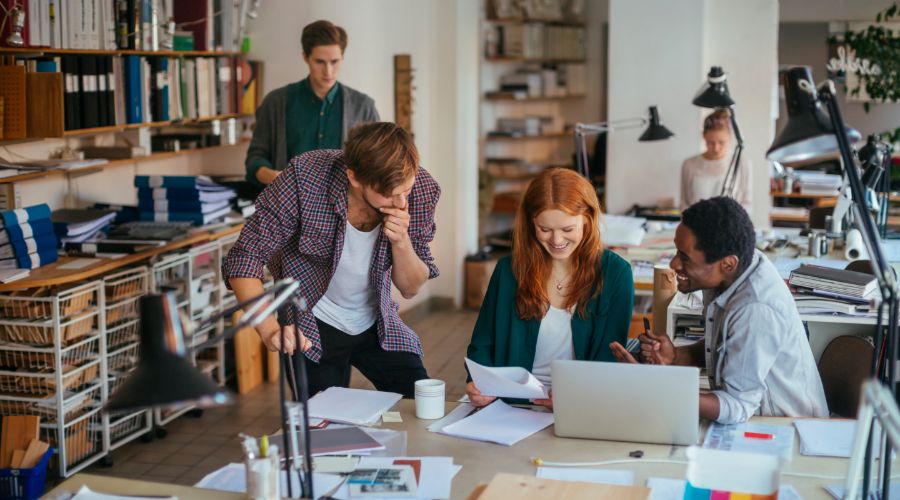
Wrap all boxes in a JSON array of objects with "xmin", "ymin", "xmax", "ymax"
[
  {"xmin": 766, "ymin": 65, "xmax": 891, "ymax": 500},
  {"xmin": 692, "ymin": 66, "xmax": 744, "ymax": 198},
  {"xmin": 574, "ymin": 106, "xmax": 674, "ymax": 179},
  {"xmin": 105, "ymin": 279, "xmax": 315, "ymax": 499}
]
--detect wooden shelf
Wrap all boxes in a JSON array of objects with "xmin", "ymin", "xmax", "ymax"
[
  {"xmin": 0, "ymin": 224, "xmax": 243, "ymax": 292},
  {"xmin": 485, "ymin": 56, "xmax": 586, "ymax": 64},
  {"xmin": 61, "ymin": 113, "xmax": 253, "ymax": 137},
  {"xmin": 771, "ymin": 191, "xmax": 838, "ymax": 199},
  {"xmin": 0, "ymin": 139, "xmax": 250, "ymax": 184},
  {"xmin": 0, "ymin": 47, "xmax": 242, "ymax": 57},
  {"xmin": 486, "ymin": 132, "xmax": 571, "ymax": 142},
  {"xmin": 486, "ymin": 18, "xmax": 586, "ymax": 27},
  {"xmin": 484, "ymin": 93, "xmax": 586, "ymax": 101}
]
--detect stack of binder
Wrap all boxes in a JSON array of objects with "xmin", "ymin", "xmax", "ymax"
[
  {"xmin": 0, "ymin": 204, "xmax": 59, "ymax": 269},
  {"xmin": 51, "ymin": 208, "xmax": 118, "ymax": 245},
  {"xmin": 135, "ymin": 175, "xmax": 235, "ymax": 225},
  {"xmin": 789, "ymin": 265, "xmax": 879, "ymax": 302}
]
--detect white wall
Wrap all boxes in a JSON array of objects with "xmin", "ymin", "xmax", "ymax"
[
  {"xmin": 704, "ymin": 0, "xmax": 779, "ymax": 227},
  {"xmin": 247, "ymin": 0, "xmax": 480, "ymax": 310},
  {"xmin": 606, "ymin": 0, "xmax": 705, "ymax": 215},
  {"xmin": 606, "ymin": 0, "xmax": 778, "ymax": 227},
  {"xmin": 781, "ymin": 0, "xmax": 897, "ymax": 22}
]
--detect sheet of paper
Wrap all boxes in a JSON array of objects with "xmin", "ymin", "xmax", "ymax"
[
  {"xmin": 703, "ymin": 422, "xmax": 795, "ymax": 459},
  {"xmin": 536, "ymin": 467, "xmax": 634, "ymax": 486},
  {"xmin": 70, "ymin": 485, "xmax": 176, "ymax": 500},
  {"xmin": 646, "ymin": 478, "xmax": 799, "ymax": 500},
  {"xmin": 328, "ymin": 456, "xmax": 458, "ymax": 500},
  {"xmin": 308, "ymin": 387, "xmax": 402, "ymax": 426},
  {"xmin": 194, "ymin": 462, "xmax": 345, "ymax": 498},
  {"xmin": 439, "ymin": 400, "xmax": 554, "ymax": 446},
  {"xmin": 58, "ymin": 258, "xmax": 102, "ymax": 270},
  {"xmin": 427, "ymin": 403, "xmax": 474, "ymax": 433},
  {"xmin": 794, "ymin": 419, "xmax": 869, "ymax": 458},
  {"xmin": 464, "ymin": 358, "xmax": 548, "ymax": 399}
]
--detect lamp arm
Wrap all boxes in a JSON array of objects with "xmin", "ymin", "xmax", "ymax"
[
  {"xmin": 574, "ymin": 116, "xmax": 650, "ymax": 178},
  {"xmin": 575, "ymin": 117, "xmax": 648, "ymax": 136},
  {"xmin": 720, "ymin": 109, "xmax": 745, "ymax": 198},
  {"xmin": 190, "ymin": 278, "xmax": 301, "ymax": 352},
  {"xmin": 819, "ymin": 82, "xmax": 897, "ymax": 297},
  {"xmin": 845, "ymin": 380, "xmax": 900, "ymax": 500}
]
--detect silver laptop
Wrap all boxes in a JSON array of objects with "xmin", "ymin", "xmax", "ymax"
[{"xmin": 552, "ymin": 360, "xmax": 700, "ymax": 446}]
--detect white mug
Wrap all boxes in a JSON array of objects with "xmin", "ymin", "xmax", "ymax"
[{"xmin": 414, "ymin": 379, "xmax": 445, "ymax": 420}]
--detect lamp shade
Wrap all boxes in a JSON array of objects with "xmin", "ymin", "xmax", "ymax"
[
  {"xmin": 767, "ymin": 66, "xmax": 861, "ymax": 163},
  {"xmin": 105, "ymin": 293, "xmax": 232, "ymax": 413},
  {"xmin": 693, "ymin": 66, "xmax": 735, "ymax": 108},
  {"xmin": 638, "ymin": 106, "xmax": 674, "ymax": 141}
]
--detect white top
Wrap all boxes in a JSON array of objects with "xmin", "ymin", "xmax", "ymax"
[
  {"xmin": 680, "ymin": 152, "xmax": 752, "ymax": 211},
  {"xmin": 531, "ymin": 306, "xmax": 574, "ymax": 387},
  {"xmin": 312, "ymin": 221, "xmax": 381, "ymax": 335}
]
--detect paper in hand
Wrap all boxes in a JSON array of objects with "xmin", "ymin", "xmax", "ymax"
[{"xmin": 464, "ymin": 358, "xmax": 548, "ymax": 399}]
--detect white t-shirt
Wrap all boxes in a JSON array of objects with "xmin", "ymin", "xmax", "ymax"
[
  {"xmin": 679, "ymin": 152, "xmax": 752, "ymax": 210},
  {"xmin": 312, "ymin": 221, "xmax": 381, "ymax": 335},
  {"xmin": 531, "ymin": 306, "xmax": 574, "ymax": 387}
]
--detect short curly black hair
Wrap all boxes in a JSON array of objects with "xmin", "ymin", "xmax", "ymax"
[{"xmin": 681, "ymin": 197, "xmax": 755, "ymax": 275}]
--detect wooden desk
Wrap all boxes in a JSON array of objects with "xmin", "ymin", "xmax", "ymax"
[
  {"xmin": 48, "ymin": 400, "xmax": 871, "ymax": 499},
  {"xmin": 0, "ymin": 223, "xmax": 243, "ymax": 292}
]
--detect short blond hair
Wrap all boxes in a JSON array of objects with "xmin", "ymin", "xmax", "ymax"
[{"xmin": 343, "ymin": 122, "xmax": 419, "ymax": 195}]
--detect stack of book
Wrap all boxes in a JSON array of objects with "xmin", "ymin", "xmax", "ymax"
[
  {"xmin": 135, "ymin": 175, "xmax": 235, "ymax": 225},
  {"xmin": 789, "ymin": 264, "xmax": 879, "ymax": 315},
  {"xmin": 0, "ymin": 204, "xmax": 58, "ymax": 270}
]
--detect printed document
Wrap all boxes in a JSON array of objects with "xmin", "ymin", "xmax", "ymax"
[{"xmin": 464, "ymin": 358, "xmax": 548, "ymax": 399}]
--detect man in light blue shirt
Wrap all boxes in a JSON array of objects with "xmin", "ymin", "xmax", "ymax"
[{"xmin": 612, "ymin": 197, "xmax": 828, "ymax": 423}]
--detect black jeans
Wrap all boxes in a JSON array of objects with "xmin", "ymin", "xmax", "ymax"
[{"xmin": 299, "ymin": 319, "xmax": 427, "ymax": 398}]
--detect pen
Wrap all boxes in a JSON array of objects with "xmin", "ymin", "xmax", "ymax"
[
  {"xmin": 260, "ymin": 434, "xmax": 269, "ymax": 457},
  {"xmin": 744, "ymin": 431, "xmax": 774, "ymax": 440}
]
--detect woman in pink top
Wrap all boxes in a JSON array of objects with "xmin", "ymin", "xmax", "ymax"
[{"xmin": 680, "ymin": 109, "xmax": 751, "ymax": 211}]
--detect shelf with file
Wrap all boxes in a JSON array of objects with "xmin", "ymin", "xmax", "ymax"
[
  {"xmin": 0, "ymin": 137, "xmax": 251, "ymax": 184},
  {"xmin": 0, "ymin": 48, "xmax": 243, "ymax": 58},
  {"xmin": 61, "ymin": 113, "xmax": 254, "ymax": 137}
]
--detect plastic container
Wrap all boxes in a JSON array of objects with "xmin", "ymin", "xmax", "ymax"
[
  {"xmin": 683, "ymin": 446, "xmax": 781, "ymax": 500},
  {"xmin": 0, "ymin": 448, "xmax": 54, "ymax": 499}
]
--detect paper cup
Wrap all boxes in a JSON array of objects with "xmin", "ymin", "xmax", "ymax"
[{"xmin": 414, "ymin": 379, "xmax": 445, "ymax": 419}]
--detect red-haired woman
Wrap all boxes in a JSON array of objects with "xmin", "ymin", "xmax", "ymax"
[{"xmin": 465, "ymin": 168, "xmax": 634, "ymax": 409}]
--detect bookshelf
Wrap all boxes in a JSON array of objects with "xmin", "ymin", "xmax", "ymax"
[
  {"xmin": 0, "ymin": 48, "xmax": 243, "ymax": 57},
  {"xmin": 479, "ymin": 0, "xmax": 596, "ymax": 243},
  {"xmin": 0, "ymin": 138, "xmax": 250, "ymax": 185}
]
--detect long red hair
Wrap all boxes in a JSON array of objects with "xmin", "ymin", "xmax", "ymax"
[{"xmin": 512, "ymin": 168, "xmax": 603, "ymax": 320}]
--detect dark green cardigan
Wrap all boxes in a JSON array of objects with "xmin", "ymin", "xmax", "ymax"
[{"xmin": 467, "ymin": 250, "xmax": 634, "ymax": 374}]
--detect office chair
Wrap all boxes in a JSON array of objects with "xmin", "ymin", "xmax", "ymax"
[{"xmin": 817, "ymin": 335, "xmax": 874, "ymax": 418}]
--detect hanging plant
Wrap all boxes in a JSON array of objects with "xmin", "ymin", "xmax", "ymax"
[{"xmin": 827, "ymin": 3, "xmax": 900, "ymax": 142}]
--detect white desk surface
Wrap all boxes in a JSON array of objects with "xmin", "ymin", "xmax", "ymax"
[{"xmin": 47, "ymin": 400, "xmax": 883, "ymax": 500}]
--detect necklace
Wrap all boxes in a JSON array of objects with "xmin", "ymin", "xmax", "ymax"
[{"xmin": 555, "ymin": 277, "xmax": 569, "ymax": 291}]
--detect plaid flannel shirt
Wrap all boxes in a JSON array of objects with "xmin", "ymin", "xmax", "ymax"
[{"xmin": 223, "ymin": 149, "xmax": 441, "ymax": 362}]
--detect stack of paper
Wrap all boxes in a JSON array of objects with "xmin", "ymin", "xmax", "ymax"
[
  {"xmin": 308, "ymin": 387, "xmax": 402, "ymax": 426},
  {"xmin": 464, "ymin": 358, "xmax": 548, "ymax": 399},
  {"xmin": 69, "ymin": 485, "xmax": 176, "ymax": 499},
  {"xmin": 435, "ymin": 400, "xmax": 553, "ymax": 446},
  {"xmin": 794, "ymin": 419, "xmax": 857, "ymax": 458}
]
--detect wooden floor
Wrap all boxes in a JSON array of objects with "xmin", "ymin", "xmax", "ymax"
[{"xmin": 82, "ymin": 308, "xmax": 477, "ymax": 486}]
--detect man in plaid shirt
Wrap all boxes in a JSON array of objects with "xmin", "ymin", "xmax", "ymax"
[{"xmin": 224, "ymin": 122, "xmax": 440, "ymax": 397}]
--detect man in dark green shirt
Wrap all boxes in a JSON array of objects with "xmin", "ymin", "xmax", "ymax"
[{"xmin": 245, "ymin": 20, "xmax": 380, "ymax": 188}]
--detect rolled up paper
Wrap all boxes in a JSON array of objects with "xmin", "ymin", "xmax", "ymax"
[
  {"xmin": 652, "ymin": 264, "xmax": 677, "ymax": 334},
  {"xmin": 845, "ymin": 228, "xmax": 868, "ymax": 261}
]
